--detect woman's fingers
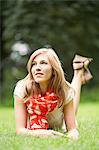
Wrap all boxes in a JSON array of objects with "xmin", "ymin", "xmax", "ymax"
[
  {"xmin": 34, "ymin": 129, "xmax": 65, "ymax": 137},
  {"xmin": 50, "ymin": 130, "xmax": 65, "ymax": 137}
]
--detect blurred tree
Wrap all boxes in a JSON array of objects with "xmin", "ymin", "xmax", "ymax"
[{"xmin": 1, "ymin": 0, "xmax": 99, "ymax": 105}]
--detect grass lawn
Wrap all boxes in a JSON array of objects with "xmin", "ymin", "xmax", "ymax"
[{"xmin": 0, "ymin": 102, "xmax": 99, "ymax": 150}]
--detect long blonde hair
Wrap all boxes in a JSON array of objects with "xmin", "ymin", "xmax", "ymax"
[{"xmin": 22, "ymin": 48, "xmax": 72, "ymax": 105}]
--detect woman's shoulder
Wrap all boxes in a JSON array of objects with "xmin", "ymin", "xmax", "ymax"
[
  {"xmin": 13, "ymin": 79, "xmax": 26, "ymax": 99},
  {"xmin": 15, "ymin": 79, "xmax": 25, "ymax": 89},
  {"xmin": 64, "ymin": 81, "xmax": 75, "ymax": 105},
  {"xmin": 65, "ymin": 80, "xmax": 73, "ymax": 89}
]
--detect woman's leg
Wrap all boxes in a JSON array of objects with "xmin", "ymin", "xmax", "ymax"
[
  {"xmin": 71, "ymin": 69, "xmax": 83, "ymax": 115},
  {"xmin": 71, "ymin": 54, "xmax": 93, "ymax": 115}
]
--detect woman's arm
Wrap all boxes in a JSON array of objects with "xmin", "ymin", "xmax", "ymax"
[
  {"xmin": 14, "ymin": 95, "xmax": 28, "ymax": 134},
  {"xmin": 63, "ymin": 100, "xmax": 79, "ymax": 140},
  {"xmin": 14, "ymin": 96, "xmax": 64, "ymax": 137}
]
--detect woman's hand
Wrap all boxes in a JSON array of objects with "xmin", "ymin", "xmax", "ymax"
[
  {"xmin": 67, "ymin": 129, "xmax": 79, "ymax": 140},
  {"xmin": 33, "ymin": 129, "xmax": 65, "ymax": 138}
]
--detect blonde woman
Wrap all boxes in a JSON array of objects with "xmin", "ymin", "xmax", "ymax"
[{"xmin": 14, "ymin": 47, "xmax": 93, "ymax": 140}]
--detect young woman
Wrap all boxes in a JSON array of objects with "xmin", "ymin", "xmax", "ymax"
[{"xmin": 14, "ymin": 47, "xmax": 93, "ymax": 140}]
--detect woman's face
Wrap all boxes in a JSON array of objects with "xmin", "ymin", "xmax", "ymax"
[{"xmin": 31, "ymin": 53, "xmax": 52, "ymax": 86}]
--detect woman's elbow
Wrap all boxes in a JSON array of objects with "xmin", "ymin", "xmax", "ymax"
[
  {"xmin": 16, "ymin": 127, "xmax": 26, "ymax": 135},
  {"xmin": 16, "ymin": 129, "xmax": 22, "ymax": 135}
]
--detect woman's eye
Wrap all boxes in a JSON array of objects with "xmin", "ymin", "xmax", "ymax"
[{"xmin": 41, "ymin": 61, "xmax": 48, "ymax": 64}]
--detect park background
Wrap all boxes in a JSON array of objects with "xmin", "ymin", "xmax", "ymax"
[
  {"xmin": 0, "ymin": 1, "xmax": 99, "ymax": 150},
  {"xmin": 1, "ymin": 0, "xmax": 99, "ymax": 106}
]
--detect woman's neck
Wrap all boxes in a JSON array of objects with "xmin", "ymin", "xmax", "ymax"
[{"xmin": 39, "ymin": 83, "xmax": 48, "ymax": 95}]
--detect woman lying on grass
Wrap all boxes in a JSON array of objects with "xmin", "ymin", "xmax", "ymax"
[{"xmin": 14, "ymin": 46, "xmax": 93, "ymax": 140}]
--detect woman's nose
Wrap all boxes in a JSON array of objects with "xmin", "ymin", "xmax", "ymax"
[
  {"xmin": 35, "ymin": 64, "xmax": 41, "ymax": 71},
  {"xmin": 36, "ymin": 68, "xmax": 41, "ymax": 71}
]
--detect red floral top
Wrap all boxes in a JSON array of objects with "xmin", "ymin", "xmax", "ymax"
[{"xmin": 26, "ymin": 92, "xmax": 60, "ymax": 130}]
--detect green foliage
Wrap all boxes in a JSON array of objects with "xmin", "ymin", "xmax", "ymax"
[
  {"xmin": 1, "ymin": 0, "xmax": 99, "ymax": 104},
  {"xmin": 2, "ymin": 0, "xmax": 99, "ymax": 54}
]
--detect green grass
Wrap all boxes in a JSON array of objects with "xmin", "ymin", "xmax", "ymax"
[{"xmin": 0, "ymin": 102, "xmax": 99, "ymax": 150}]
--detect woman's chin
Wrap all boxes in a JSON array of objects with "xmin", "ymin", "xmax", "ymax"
[{"xmin": 35, "ymin": 78, "xmax": 44, "ymax": 83}]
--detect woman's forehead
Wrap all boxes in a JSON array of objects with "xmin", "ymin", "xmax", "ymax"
[{"xmin": 33, "ymin": 53, "xmax": 49, "ymax": 61}]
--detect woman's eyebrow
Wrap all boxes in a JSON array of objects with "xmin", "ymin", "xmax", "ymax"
[{"xmin": 40, "ymin": 59, "xmax": 47, "ymax": 62}]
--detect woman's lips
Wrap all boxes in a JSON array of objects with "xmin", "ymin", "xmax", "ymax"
[{"xmin": 35, "ymin": 72, "xmax": 44, "ymax": 76}]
